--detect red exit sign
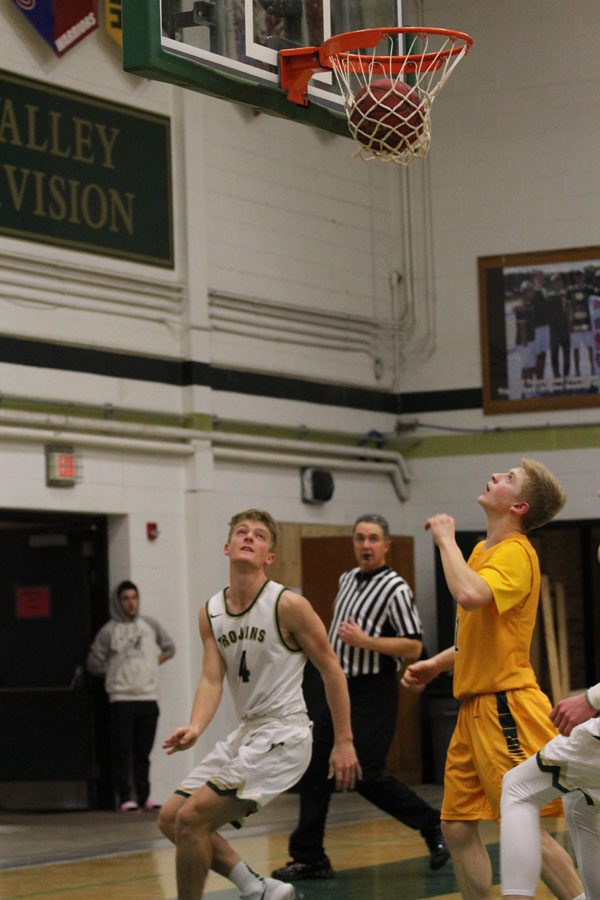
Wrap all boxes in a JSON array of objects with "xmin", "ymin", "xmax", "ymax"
[{"xmin": 45, "ymin": 445, "xmax": 80, "ymax": 487}]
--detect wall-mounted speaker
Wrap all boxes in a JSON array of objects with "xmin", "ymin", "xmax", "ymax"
[{"xmin": 301, "ymin": 468, "xmax": 334, "ymax": 503}]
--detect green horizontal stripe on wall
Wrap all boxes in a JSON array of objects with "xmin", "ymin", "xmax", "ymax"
[
  {"xmin": 401, "ymin": 425, "xmax": 600, "ymax": 459},
  {"xmin": 1, "ymin": 391, "xmax": 598, "ymax": 460},
  {"xmin": 199, "ymin": 416, "xmax": 375, "ymax": 447},
  {"xmin": 0, "ymin": 395, "xmax": 192, "ymax": 429}
]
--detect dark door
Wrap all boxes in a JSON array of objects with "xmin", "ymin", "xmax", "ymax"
[
  {"xmin": 531, "ymin": 520, "xmax": 600, "ymax": 692},
  {"xmin": 0, "ymin": 513, "xmax": 109, "ymax": 809}
]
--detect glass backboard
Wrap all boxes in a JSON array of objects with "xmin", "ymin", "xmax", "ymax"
[{"xmin": 123, "ymin": 0, "xmax": 403, "ymax": 134}]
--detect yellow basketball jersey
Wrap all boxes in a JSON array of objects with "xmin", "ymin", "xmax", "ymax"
[{"xmin": 453, "ymin": 534, "xmax": 540, "ymax": 699}]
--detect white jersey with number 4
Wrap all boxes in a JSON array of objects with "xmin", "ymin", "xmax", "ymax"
[{"xmin": 206, "ymin": 580, "xmax": 307, "ymax": 720}]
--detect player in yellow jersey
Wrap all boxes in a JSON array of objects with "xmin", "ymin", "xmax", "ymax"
[{"xmin": 402, "ymin": 459, "xmax": 584, "ymax": 900}]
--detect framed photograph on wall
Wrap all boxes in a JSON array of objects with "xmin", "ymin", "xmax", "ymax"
[{"xmin": 479, "ymin": 246, "xmax": 600, "ymax": 414}]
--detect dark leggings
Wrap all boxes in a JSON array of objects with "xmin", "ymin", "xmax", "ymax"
[{"xmin": 110, "ymin": 700, "xmax": 159, "ymax": 806}]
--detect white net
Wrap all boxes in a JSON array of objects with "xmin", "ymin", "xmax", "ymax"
[{"xmin": 328, "ymin": 28, "xmax": 470, "ymax": 165}]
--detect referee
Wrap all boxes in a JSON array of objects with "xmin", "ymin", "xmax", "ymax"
[{"xmin": 273, "ymin": 513, "xmax": 449, "ymax": 882}]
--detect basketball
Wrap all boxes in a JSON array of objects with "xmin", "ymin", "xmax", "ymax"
[{"xmin": 349, "ymin": 79, "xmax": 424, "ymax": 154}]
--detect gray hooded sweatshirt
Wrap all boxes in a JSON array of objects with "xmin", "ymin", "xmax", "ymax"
[{"xmin": 86, "ymin": 590, "xmax": 175, "ymax": 703}]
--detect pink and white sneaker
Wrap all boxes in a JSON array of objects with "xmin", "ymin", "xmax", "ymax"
[
  {"xmin": 142, "ymin": 798, "xmax": 161, "ymax": 811},
  {"xmin": 119, "ymin": 800, "xmax": 140, "ymax": 813}
]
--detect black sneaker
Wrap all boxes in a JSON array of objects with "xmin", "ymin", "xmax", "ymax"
[
  {"xmin": 271, "ymin": 858, "xmax": 335, "ymax": 881},
  {"xmin": 423, "ymin": 826, "xmax": 450, "ymax": 871}
]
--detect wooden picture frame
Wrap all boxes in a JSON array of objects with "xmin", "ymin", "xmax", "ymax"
[{"xmin": 478, "ymin": 246, "xmax": 600, "ymax": 414}]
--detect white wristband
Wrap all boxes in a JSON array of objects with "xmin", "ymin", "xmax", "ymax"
[{"xmin": 585, "ymin": 682, "xmax": 600, "ymax": 710}]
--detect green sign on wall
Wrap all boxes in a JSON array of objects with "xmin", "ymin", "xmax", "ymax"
[{"xmin": 0, "ymin": 69, "xmax": 173, "ymax": 267}]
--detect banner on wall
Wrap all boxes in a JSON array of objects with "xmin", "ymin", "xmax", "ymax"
[
  {"xmin": 0, "ymin": 69, "xmax": 174, "ymax": 267},
  {"xmin": 12, "ymin": 0, "xmax": 99, "ymax": 57},
  {"xmin": 104, "ymin": 0, "xmax": 122, "ymax": 47}
]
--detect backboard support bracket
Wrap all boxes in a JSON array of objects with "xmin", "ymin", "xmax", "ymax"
[{"xmin": 279, "ymin": 47, "xmax": 328, "ymax": 106}]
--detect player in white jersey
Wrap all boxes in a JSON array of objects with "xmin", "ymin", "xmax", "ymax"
[
  {"xmin": 207, "ymin": 579, "xmax": 308, "ymax": 721},
  {"xmin": 500, "ymin": 489, "xmax": 600, "ymax": 900},
  {"xmin": 158, "ymin": 509, "xmax": 361, "ymax": 900}
]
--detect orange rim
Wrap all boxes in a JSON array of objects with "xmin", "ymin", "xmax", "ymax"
[{"xmin": 321, "ymin": 26, "xmax": 473, "ymax": 75}]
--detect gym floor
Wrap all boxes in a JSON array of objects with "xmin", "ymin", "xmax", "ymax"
[{"xmin": 0, "ymin": 786, "xmax": 569, "ymax": 899}]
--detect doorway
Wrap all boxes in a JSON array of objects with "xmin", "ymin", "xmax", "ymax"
[
  {"xmin": 270, "ymin": 524, "xmax": 422, "ymax": 784},
  {"xmin": 0, "ymin": 510, "xmax": 110, "ymax": 810}
]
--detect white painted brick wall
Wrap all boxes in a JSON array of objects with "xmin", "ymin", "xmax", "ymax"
[
  {"xmin": 0, "ymin": 1, "xmax": 598, "ymax": 790},
  {"xmin": 398, "ymin": 0, "xmax": 600, "ymax": 401}
]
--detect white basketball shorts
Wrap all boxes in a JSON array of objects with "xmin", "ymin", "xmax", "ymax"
[
  {"xmin": 176, "ymin": 713, "xmax": 312, "ymax": 825},
  {"xmin": 537, "ymin": 716, "xmax": 600, "ymax": 804}
]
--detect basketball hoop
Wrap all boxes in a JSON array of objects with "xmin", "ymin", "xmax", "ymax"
[{"xmin": 280, "ymin": 27, "xmax": 473, "ymax": 165}]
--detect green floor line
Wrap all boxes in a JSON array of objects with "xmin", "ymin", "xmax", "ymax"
[
  {"xmin": 205, "ymin": 834, "xmax": 571, "ymax": 899},
  {"xmin": 204, "ymin": 849, "xmax": 486, "ymax": 899}
]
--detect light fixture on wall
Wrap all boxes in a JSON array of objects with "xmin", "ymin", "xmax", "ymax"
[{"xmin": 301, "ymin": 468, "xmax": 334, "ymax": 504}]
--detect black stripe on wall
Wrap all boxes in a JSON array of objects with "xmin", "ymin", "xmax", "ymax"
[
  {"xmin": 398, "ymin": 387, "xmax": 483, "ymax": 413},
  {"xmin": 0, "ymin": 335, "xmax": 183, "ymax": 385},
  {"xmin": 0, "ymin": 335, "xmax": 483, "ymax": 414},
  {"xmin": 195, "ymin": 363, "xmax": 402, "ymax": 413}
]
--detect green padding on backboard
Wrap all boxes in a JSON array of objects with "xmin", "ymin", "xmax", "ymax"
[{"xmin": 122, "ymin": 2, "xmax": 349, "ymax": 136}]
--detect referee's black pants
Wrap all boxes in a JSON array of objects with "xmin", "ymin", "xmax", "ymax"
[{"xmin": 289, "ymin": 667, "xmax": 440, "ymax": 864}]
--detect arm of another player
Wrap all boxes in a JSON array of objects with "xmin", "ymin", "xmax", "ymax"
[
  {"xmin": 163, "ymin": 605, "xmax": 226, "ymax": 755},
  {"xmin": 279, "ymin": 591, "xmax": 362, "ymax": 790},
  {"xmin": 401, "ymin": 646, "xmax": 456, "ymax": 692},
  {"xmin": 550, "ymin": 683, "xmax": 600, "ymax": 736},
  {"xmin": 427, "ymin": 514, "xmax": 492, "ymax": 610}
]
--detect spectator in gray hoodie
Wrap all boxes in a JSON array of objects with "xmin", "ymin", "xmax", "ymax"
[{"xmin": 87, "ymin": 580, "xmax": 175, "ymax": 812}]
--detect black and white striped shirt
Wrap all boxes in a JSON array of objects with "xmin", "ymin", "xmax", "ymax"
[{"xmin": 328, "ymin": 566, "xmax": 423, "ymax": 677}]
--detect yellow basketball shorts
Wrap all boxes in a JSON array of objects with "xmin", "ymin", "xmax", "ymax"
[{"xmin": 441, "ymin": 687, "xmax": 563, "ymax": 821}]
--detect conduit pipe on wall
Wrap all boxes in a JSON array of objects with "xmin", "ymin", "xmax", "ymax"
[
  {"xmin": 214, "ymin": 446, "xmax": 409, "ymax": 502},
  {"xmin": 0, "ymin": 410, "xmax": 410, "ymax": 473},
  {"xmin": 0, "ymin": 425, "xmax": 195, "ymax": 457},
  {"xmin": 207, "ymin": 432, "xmax": 411, "ymax": 499},
  {"xmin": 0, "ymin": 408, "xmax": 201, "ymax": 440},
  {"xmin": 205, "ymin": 431, "xmax": 411, "ymax": 483},
  {"xmin": 0, "ymin": 410, "xmax": 410, "ymax": 500}
]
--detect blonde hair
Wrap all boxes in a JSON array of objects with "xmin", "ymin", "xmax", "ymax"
[
  {"xmin": 227, "ymin": 509, "xmax": 278, "ymax": 550},
  {"xmin": 519, "ymin": 458, "xmax": 566, "ymax": 532}
]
